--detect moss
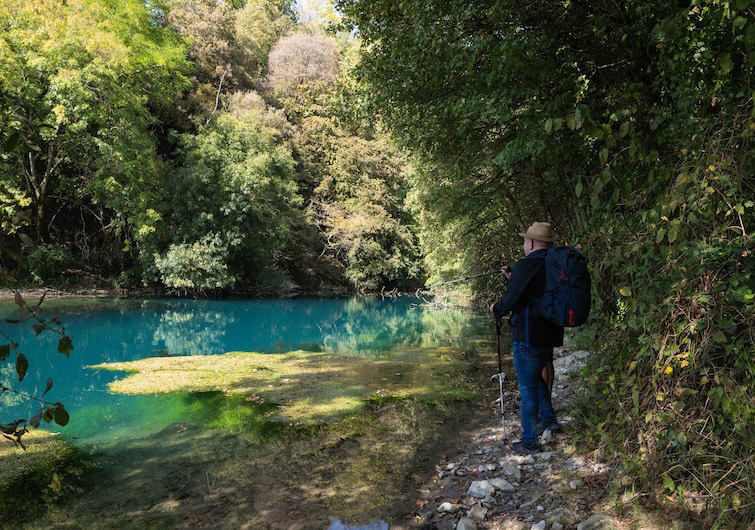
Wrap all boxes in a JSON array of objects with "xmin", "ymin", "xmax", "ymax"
[
  {"xmin": 0, "ymin": 430, "xmax": 89, "ymax": 520},
  {"xmin": 91, "ymin": 347, "xmax": 478, "ymax": 423}
]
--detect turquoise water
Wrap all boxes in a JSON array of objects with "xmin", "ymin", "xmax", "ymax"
[{"xmin": 0, "ymin": 297, "xmax": 496, "ymax": 444}]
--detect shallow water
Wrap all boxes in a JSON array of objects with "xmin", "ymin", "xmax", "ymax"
[{"xmin": 0, "ymin": 297, "xmax": 502, "ymax": 445}]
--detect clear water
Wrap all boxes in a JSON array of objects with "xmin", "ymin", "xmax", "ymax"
[{"xmin": 0, "ymin": 297, "xmax": 496, "ymax": 445}]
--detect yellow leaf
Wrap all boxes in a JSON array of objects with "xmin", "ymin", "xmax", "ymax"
[
  {"xmin": 620, "ymin": 287, "xmax": 632, "ymax": 297},
  {"xmin": 681, "ymin": 149, "xmax": 688, "ymax": 156},
  {"xmin": 680, "ymin": 360, "xmax": 689, "ymax": 368},
  {"xmin": 700, "ymin": 376, "xmax": 710, "ymax": 385},
  {"xmin": 629, "ymin": 361, "xmax": 637, "ymax": 371},
  {"xmin": 664, "ymin": 366, "xmax": 673, "ymax": 375},
  {"xmin": 707, "ymin": 165, "xmax": 716, "ymax": 172}
]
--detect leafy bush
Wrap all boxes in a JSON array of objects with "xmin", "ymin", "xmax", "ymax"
[
  {"xmin": 154, "ymin": 234, "xmax": 236, "ymax": 292},
  {"xmin": 25, "ymin": 244, "xmax": 72, "ymax": 285}
]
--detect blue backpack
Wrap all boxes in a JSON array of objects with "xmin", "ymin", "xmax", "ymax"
[{"xmin": 539, "ymin": 246, "xmax": 591, "ymax": 327}]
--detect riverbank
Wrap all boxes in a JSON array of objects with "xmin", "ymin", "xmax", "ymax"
[{"xmin": 392, "ymin": 348, "xmax": 692, "ymax": 530}]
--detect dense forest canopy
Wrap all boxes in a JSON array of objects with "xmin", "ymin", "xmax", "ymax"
[
  {"xmin": 1, "ymin": 0, "xmax": 754, "ymax": 526},
  {"xmin": 0, "ymin": 0, "xmax": 420, "ymax": 293}
]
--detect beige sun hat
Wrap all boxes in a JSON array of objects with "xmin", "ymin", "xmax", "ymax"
[{"xmin": 518, "ymin": 221, "xmax": 556, "ymax": 242}]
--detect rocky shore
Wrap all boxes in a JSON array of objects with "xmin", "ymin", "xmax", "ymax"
[{"xmin": 394, "ymin": 348, "xmax": 624, "ymax": 530}]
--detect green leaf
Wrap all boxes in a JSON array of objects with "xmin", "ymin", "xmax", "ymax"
[
  {"xmin": 58, "ymin": 336, "xmax": 74, "ymax": 357},
  {"xmin": 619, "ymin": 122, "xmax": 629, "ymax": 137},
  {"xmin": 720, "ymin": 54, "xmax": 734, "ymax": 74},
  {"xmin": 656, "ymin": 227, "xmax": 666, "ymax": 243},
  {"xmin": 713, "ymin": 331, "xmax": 728, "ymax": 344},
  {"xmin": 545, "ymin": 118, "xmax": 553, "ymax": 133},
  {"xmin": 663, "ymin": 475, "xmax": 676, "ymax": 491},
  {"xmin": 552, "ymin": 118, "xmax": 563, "ymax": 131},
  {"xmin": 734, "ymin": 16, "xmax": 747, "ymax": 31},
  {"xmin": 738, "ymin": 0, "xmax": 750, "ymax": 10},
  {"xmin": 16, "ymin": 354, "xmax": 28, "ymax": 382},
  {"xmin": 599, "ymin": 148, "xmax": 609, "ymax": 166},
  {"xmin": 668, "ymin": 222, "xmax": 680, "ymax": 243},
  {"xmin": 0, "ymin": 344, "xmax": 9, "ymax": 361},
  {"xmin": 620, "ymin": 287, "xmax": 632, "ymax": 297},
  {"xmin": 54, "ymin": 407, "xmax": 70, "ymax": 427},
  {"xmin": 575, "ymin": 181, "xmax": 583, "ymax": 198},
  {"xmin": 32, "ymin": 324, "xmax": 45, "ymax": 336}
]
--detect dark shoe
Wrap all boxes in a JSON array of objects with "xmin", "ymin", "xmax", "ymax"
[
  {"xmin": 535, "ymin": 420, "xmax": 562, "ymax": 437},
  {"xmin": 511, "ymin": 441, "xmax": 542, "ymax": 455}
]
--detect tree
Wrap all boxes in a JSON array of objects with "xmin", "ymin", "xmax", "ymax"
[
  {"xmin": 266, "ymin": 31, "xmax": 340, "ymax": 91},
  {"xmin": 144, "ymin": 105, "xmax": 301, "ymax": 289}
]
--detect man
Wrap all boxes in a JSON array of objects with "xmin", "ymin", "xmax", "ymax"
[{"xmin": 489, "ymin": 221, "xmax": 562, "ymax": 455}]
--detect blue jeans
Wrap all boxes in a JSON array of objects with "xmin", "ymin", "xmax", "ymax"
[{"xmin": 512, "ymin": 340, "xmax": 556, "ymax": 446}]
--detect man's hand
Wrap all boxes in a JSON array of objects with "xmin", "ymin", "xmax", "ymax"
[
  {"xmin": 500, "ymin": 265, "xmax": 512, "ymax": 280},
  {"xmin": 489, "ymin": 302, "xmax": 496, "ymax": 313}
]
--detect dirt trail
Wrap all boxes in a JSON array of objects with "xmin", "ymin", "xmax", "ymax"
[{"xmin": 390, "ymin": 348, "xmax": 629, "ymax": 530}]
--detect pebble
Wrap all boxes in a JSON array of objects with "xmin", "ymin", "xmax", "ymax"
[
  {"xmin": 456, "ymin": 517, "xmax": 478, "ymax": 530},
  {"xmin": 489, "ymin": 478, "xmax": 517, "ymax": 492},
  {"xmin": 524, "ymin": 455, "xmax": 535, "ymax": 464},
  {"xmin": 446, "ymin": 463, "xmax": 459, "ymax": 471},
  {"xmin": 536, "ymin": 452, "xmax": 553, "ymax": 461},
  {"xmin": 478, "ymin": 464, "xmax": 488, "ymax": 473},
  {"xmin": 577, "ymin": 513, "xmax": 614, "ymax": 530},
  {"xmin": 540, "ymin": 429, "xmax": 553, "ymax": 443},
  {"xmin": 570, "ymin": 480, "xmax": 581, "ymax": 490},
  {"xmin": 536, "ymin": 505, "xmax": 544, "ymax": 511},
  {"xmin": 468, "ymin": 505, "xmax": 487, "ymax": 521},
  {"xmin": 438, "ymin": 502, "xmax": 460, "ymax": 513},
  {"xmin": 467, "ymin": 480, "xmax": 496, "ymax": 498},
  {"xmin": 530, "ymin": 521, "xmax": 546, "ymax": 530},
  {"xmin": 552, "ymin": 524, "xmax": 564, "ymax": 530}
]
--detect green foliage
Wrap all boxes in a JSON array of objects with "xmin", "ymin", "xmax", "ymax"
[
  {"xmin": 154, "ymin": 233, "xmax": 235, "ymax": 291},
  {"xmin": 0, "ymin": 0, "xmax": 190, "ymax": 246},
  {"xmin": 24, "ymin": 244, "xmax": 72, "ymax": 285},
  {"xmin": 340, "ymin": 0, "xmax": 755, "ymax": 524},
  {"xmin": 143, "ymin": 107, "xmax": 300, "ymax": 288}
]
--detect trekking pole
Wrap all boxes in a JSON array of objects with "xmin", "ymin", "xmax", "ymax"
[
  {"xmin": 415, "ymin": 266, "xmax": 510, "ymax": 296},
  {"xmin": 491, "ymin": 317, "xmax": 508, "ymax": 444}
]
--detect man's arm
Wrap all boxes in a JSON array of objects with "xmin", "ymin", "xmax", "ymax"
[{"xmin": 491, "ymin": 259, "xmax": 541, "ymax": 319}]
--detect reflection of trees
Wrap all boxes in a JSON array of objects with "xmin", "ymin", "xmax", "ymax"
[
  {"xmin": 0, "ymin": 364, "xmax": 25, "ymax": 407},
  {"xmin": 316, "ymin": 297, "xmax": 491, "ymax": 355},
  {"xmin": 152, "ymin": 307, "xmax": 233, "ymax": 356}
]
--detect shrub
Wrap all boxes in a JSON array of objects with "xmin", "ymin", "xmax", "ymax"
[{"xmin": 24, "ymin": 244, "xmax": 72, "ymax": 285}]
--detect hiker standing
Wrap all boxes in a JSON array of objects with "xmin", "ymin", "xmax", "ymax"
[{"xmin": 489, "ymin": 222, "xmax": 563, "ymax": 455}]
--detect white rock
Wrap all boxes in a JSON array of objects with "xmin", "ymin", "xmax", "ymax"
[
  {"xmin": 540, "ymin": 429, "xmax": 553, "ymax": 443},
  {"xmin": 525, "ymin": 455, "xmax": 535, "ymax": 464},
  {"xmin": 536, "ymin": 452, "xmax": 553, "ymax": 460},
  {"xmin": 486, "ymin": 463, "xmax": 497, "ymax": 471},
  {"xmin": 536, "ymin": 505, "xmax": 544, "ymax": 511},
  {"xmin": 552, "ymin": 523, "xmax": 565, "ymax": 530},
  {"xmin": 467, "ymin": 480, "xmax": 496, "ymax": 498},
  {"xmin": 478, "ymin": 464, "xmax": 488, "ymax": 473},
  {"xmin": 468, "ymin": 505, "xmax": 487, "ymax": 521},
  {"xmin": 438, "ymin": 502, "xmax": 460, "ymax": 513},
  {"xmin": 489, "ymin": 478, "xmax": 517, "ymax": 492},
  {"xmin": 456, "ymin": 517, "xmax": 478, "ymax": 530},
  {"xmin": 570, "ymin": 480, "xmax": 581, "ymax": 490},
  {"xmin": 531, "ymin": 521, "xmax": 546, "ymax": 530},
  {"xmin": 445, "ymin": 463, "xmax": 459, "ymax": 471}
]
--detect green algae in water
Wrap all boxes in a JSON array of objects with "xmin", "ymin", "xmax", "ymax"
[{"xmin": 92, "ymin": 347, "xmax": 480, "ymax": 424}]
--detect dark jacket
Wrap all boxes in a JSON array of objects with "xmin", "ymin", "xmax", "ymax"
[{"xmin": 492, "ymin": 249, "xmax": 564, "ymax": 348}]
